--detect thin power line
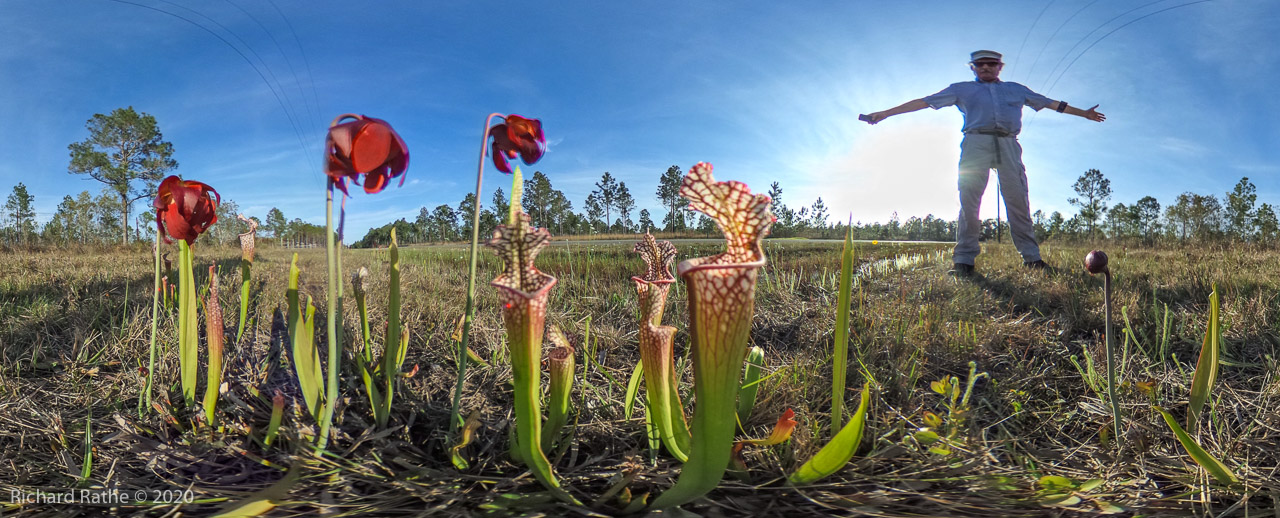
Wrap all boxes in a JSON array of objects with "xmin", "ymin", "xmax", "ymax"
[
  {"xmin": 265, "ymin": 0, "xmax": 323, "ymax": 155},
  {"xmin": 1009, "ymin": 0, "xmax": 1056, "ymax": 76},
  {"xmin": 1038, "ymin": 0, "xmax": 1176, "ymax": 92},
  {"xmin": 101, "ymin": 0, "xmax": 312, "ymax": 175},
  {"xmin": 151, "ymin": 0, "xmax": 311, "ymax": 162},
  {"xmin": 1024, "ymin": 0, "xmax": 1103, "ymax": 83},
  {"xmin": 1046, "ymin": 0, "xmax": 1215, "ymax": 95},
  {"xmin": 222, "ymin": 0, "xmax": 322, "ymax": 142}
]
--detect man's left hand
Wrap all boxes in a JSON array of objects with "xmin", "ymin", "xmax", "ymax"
[{"xmin": 1084, "ymin": 104, "xmax": 1106, "ymax": 122}]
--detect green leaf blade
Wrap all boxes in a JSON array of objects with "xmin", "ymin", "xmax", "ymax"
[
  {"xmin": 1157, "ymin": 407, "xmax": 1239, "ymax": 486},
  {"xmin": 789, "ymin": 382, "xmax": 871, "ymax": 485}
]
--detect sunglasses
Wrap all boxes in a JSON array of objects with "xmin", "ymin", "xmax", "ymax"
[{"xmin": 973, "ymin": 61, "xmax": 1003, "ymax": 68}]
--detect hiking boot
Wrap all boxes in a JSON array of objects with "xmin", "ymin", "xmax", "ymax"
[
  {"xmin": 948, "ymin": 263, "xmax": 975, "ymax": 277},
  {"xmin": 1024, "ymin": 259, "xmax": 1049, "ymax": 270}
]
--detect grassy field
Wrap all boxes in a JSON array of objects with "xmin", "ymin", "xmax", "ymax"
[{"xmin": 1, "ymin": 239, "xmax": 1278, "ymax": 516}]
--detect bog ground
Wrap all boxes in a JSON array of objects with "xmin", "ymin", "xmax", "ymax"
[{"xmin": 1, "ymin": 240, "xmax": 1278, "ymax": 517}]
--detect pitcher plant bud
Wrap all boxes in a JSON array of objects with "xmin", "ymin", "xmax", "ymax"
[
  {"xmin": 1084, "ymin": 250, "xmax": 1109, "ymax": 275},
  {"xmin": 1084, "ymin": 249, "xmax": 1122, "ymax": 441}
]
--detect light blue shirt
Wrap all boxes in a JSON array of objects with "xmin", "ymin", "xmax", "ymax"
[{"xmin": 923, "ymin": 80, "xmax": 1055, "ymax": 136}]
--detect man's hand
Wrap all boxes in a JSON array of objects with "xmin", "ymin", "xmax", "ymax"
[
  {"xmin": 862, "ymin": 112, "xmax": 889, "ymax": 125},
  {"xmin": 1083, "ymin": 104, "xmax": 1105, "ymax": 122}
]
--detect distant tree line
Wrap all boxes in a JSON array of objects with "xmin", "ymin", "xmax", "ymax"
[
  {"xmin": 351, "ymin": 167, "xmax": 848, "ymax": 247},
  {"xmin": 6, "ymin": 168, "xmax": 1275, "ymax": 249},
  {"xmin": 5, "ymin": 102, "xmax": 1277, "ymax": 249},
  {"xmin": 347, "ymin": 167, "xmax": 1279, "ymax": 248}
]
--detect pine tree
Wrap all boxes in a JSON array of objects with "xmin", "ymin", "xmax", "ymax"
[
  {"xmin": 67, "ymin": 107, "xmax": 177, "ymax": 245},
  {"xmin": 591, "ymin": 172, "xmax": 619, "ymax": 229},
  {"xmin": 656, "ymin": 166, "xmax": 685, "ymax": 232},
  {"xmin": 4, "ymin": 182, "xmax": 36, "ymax": 244}
]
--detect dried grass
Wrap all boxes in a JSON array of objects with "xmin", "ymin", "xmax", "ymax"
[{"xmin": 1, "ymin": 241, "xmax": 1278, "ymax": 516}]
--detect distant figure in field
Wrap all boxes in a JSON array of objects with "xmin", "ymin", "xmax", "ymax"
[{"xmin": 864, "ymin": 50, "xmax": 1105, "ymax": 277}]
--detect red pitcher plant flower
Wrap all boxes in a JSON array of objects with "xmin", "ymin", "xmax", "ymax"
[
  {"xmin": 633, "ymin": 232, "xmax": 691, "ymax": 461},
  {"xmin": 324, "ymin": 114, "xmax": 409, "ymax": 195},
  {"xmin": 154, "ymin": 175, "xmax": 219, "ymax": 246},
  {"xmin": 451, "ymin": 113, "xmax": 547, "ymax": 442},
  {"xmin": 488, "ymin": 212, "xmax": 577, "ymax": 504},
  {"xmin": 650, "ymin": 162, "xmax": 775, "ymax": 510},
  {"xmin": 152, "ymin": 176, "xmax": 220, "ymax": 408},
  {"xmin": 313, "ymin": 114, "xmax": 409, "ymax": 450},
  {"xmin": 488, "ymin": 114, "xmax": 545, "ymax": 174}
]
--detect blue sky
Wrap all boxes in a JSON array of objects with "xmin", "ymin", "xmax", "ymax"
[{"xmin": 2, "ymin": 1, "xmax": 1276, "ymax": 242}]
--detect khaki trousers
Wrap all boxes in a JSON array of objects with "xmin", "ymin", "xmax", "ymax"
[{"xmin": 953, "ymin": 134, "xmax": 1042, "ymax": 266}]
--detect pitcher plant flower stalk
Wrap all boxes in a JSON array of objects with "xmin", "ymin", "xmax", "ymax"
[
  {"xmin": 632, "ymin": 233, "xmax": 691, "ymax": 461},
  {"xmin": 1084, "ymin": 250, "xmax": 1122, "ymax": 442},
  {"xmin": 488, "ymin": 211, "xmax": 576, "ymax": 503},
  {"xmin": 235, "ymin": 214, "xmax": 257, "ymax": 344},
  {"xmin": 351, "ymin": 266, "xmax": 383, "ymax": 425},
  {"xmin": 350, "ymin": 230, "xmax": 409, "ymax": 429},
  {"xmin": 452, "ymin": 113, "xmax": 545, "ymax": 437},
  {"xmin": 153, "ymin": 175, "xmax": 220, "ymax": 408},
  {"xmin": 319, "ymin": 114, "xmax": 409, "ymax": 449},
  {"xmin": 140, "ymin": 228, "xmax": 162, "ymax": 417},
  {"xmin": 203, "ymin": 265, "xmax": 224, "ymax": 425},
  {"xmin": 650, "ymin": 162, "xmax": 774, "ymax": 510}
]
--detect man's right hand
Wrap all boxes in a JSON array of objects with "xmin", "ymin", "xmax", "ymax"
[{"xmin": 862, "ymin": 112, "xmax": 887, "ymax": 125}]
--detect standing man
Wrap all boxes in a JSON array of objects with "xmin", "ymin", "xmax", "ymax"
[{"xmin": 864, "ymin": 50, "xmax": 1105, "ymax": 276}]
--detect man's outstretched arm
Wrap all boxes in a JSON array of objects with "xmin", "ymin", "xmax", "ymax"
[
  {"xmin": 1051, "ymin": 101, "xmax": 1106, "ymax": 122},
  {"xmin": 864, "ymin": 99, "xmax": 929, "ymax": 124}
]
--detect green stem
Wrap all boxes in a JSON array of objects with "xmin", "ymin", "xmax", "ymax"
[
  {"xmin": 451, "ymin": 112, "xmax": 503, "ymax": 437},
  {"xmin": 141, "ymin": 229, "xmax": 161, "ymax": 417},
  {"xmin": 178, "ymin": 239, "xmax": 198, "ymax": 407},
  {"xmin": 381, "ymin": 229, "xmax": 402, "ymax": 428},
  {"xmin": 318, "ymin": 180, "xmax": 339, "ymax": 450},
  {"xmin": 1103, "ymin": 272, "xmax": 1122, "ymax": 442}
]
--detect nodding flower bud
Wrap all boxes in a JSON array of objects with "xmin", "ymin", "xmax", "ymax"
[
  {"xmin": 1084, "ymin": 250, "xmax": 1109, "ymax": 275},
  {"xmin": 352, "ymin": 266, "xmax": 370, "ymax": 299}
]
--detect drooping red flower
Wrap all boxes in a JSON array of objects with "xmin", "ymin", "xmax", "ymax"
[
  {"xmin": 154, "ymin": 175, "xmax": 220, "ymax": 246},
  {"xmin": 325, "ymin": 114, "xmax": 409, "ymax": 194},
  {"xmin": 489, "ymin": 114, "xmax": 545, "ymax": 174}
]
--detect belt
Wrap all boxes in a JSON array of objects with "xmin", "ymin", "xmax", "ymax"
[{"xmin": 967, "ymin": 129, "xmax": 1016, "ymax": 138}]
